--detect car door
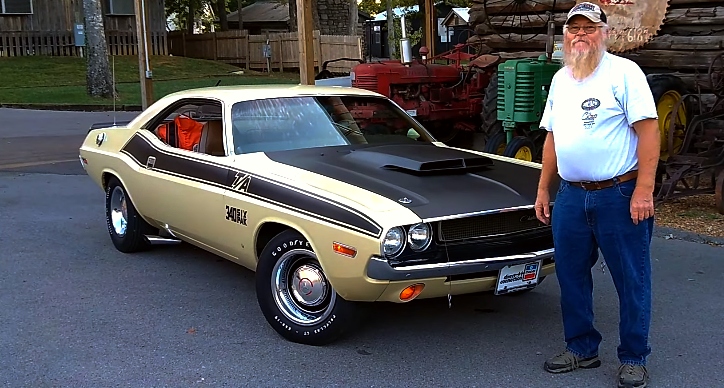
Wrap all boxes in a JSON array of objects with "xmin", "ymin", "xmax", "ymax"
[{"xmin": 121, "ymin": 98, "xmax": 231, "ymax": 250}]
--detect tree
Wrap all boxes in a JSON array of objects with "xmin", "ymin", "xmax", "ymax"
[
  {"xmin": 165, "ymin": 0, "xmax": 256, "ymax": 32},
  {"xmin": 82, "ymin": 0, "xmax": 115, "ymax": 99},
  {"xmin": 287, "ymin": 0, "xmax": 320, "ymax": 32}
]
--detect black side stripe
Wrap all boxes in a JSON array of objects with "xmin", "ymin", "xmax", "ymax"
[{"xmin": 120, "ymin": 133, "xmax": 384, "ymax": 238}]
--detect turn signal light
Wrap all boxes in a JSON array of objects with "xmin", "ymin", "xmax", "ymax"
[
  {"xmin": 399, "ymin": 283, "xmax": 425, "ymax": 301},
  {"xmin": 333, "ymin": 242, "xmax": 357, "ymax": 258}
]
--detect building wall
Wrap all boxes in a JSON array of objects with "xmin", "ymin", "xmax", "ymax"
[{"xmin": 0, "ymin": 0, "xmax": 166, "ymax": 32}]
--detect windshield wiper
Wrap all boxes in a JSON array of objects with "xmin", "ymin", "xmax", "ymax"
[{"xmin": 332, "ymin": 122, "xmax": 364, "ymax": 137}]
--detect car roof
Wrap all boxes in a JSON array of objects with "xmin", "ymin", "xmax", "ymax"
[
  {"xmin": 126, "ymin": 84, "xmax": 389, "ymax": 128},
  {"xmin": 163, "ymin": 84, "xmax": 385, "ymax": 101}
]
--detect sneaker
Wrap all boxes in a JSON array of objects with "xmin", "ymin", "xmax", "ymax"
[
  {"xmin": 617, "ymin": 363, "xmax": 649, "ymax": 388},
  {"xmin": 543, "ymin": 349, "xmax": 601, "ymax": 373}
]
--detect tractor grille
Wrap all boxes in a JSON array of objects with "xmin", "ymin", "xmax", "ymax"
[
  {"xmin": 353, "ymin": 75, "xmax": 378, "ymax": 92},
  {"xmin": 513, "ymin": 71, "xmax": 535, "ymax": 113},
  {"xmin": 496, "ymin": 71, "xmax": 536, "ymax": 114},
  {"xmin": 437, "ymin": 208, "xmax": 548, "ymax": 242}
]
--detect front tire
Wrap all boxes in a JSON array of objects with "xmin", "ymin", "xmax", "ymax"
[
  {"xmin": 255, "ymin": 230, "xmax": 359, "ymax": 346},
  {"xmin": 503, "ymin": 136, "xmax": 536, "ymax": 162},
  {"xmin": 105, "ymin": 176, "xmax": 153, "ymax": 253}
]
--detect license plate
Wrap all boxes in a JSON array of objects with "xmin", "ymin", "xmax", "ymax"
[{"xmin": 495, "ymin": 260, "xmax": 541, "ymax": 295}]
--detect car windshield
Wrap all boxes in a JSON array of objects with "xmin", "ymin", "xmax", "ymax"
[{"xmin": 229, "ymin": 95, "xmax": 435, "ymax": 154}]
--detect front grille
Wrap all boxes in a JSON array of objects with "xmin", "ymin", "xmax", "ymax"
[
  {"xmin": 437, "ymin": 208, "xmax": 548, "ymax": 242},
  {"xmin": 353, "ymin": 75, "xmax": 378, "ymax": 92},
  {"xmin": 514, "ymin": 71, "xmax": 535, "ymax": 113}
]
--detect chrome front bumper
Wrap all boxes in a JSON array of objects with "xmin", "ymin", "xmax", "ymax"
[{"xmin": 366, "ymin": 248, "xmax": 555, "ymax": 281}]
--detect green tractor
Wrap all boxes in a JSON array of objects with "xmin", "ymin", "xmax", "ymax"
[
  {"xmin": 479, "ymin": 23, "xmax": 690, "ymax": 164},
  {"xmin": 481, "ymin": 53, "xmax": 561, "ymax": 162}
]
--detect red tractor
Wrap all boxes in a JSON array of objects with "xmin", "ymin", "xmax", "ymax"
[{"xmin": 316, "ymin": 42, "xmax": 500, "ymax": 148}]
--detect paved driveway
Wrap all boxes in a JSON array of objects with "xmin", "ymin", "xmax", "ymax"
[{"xmin": 1, "ymin": 108, "xmax": 723, "ymax": 387}]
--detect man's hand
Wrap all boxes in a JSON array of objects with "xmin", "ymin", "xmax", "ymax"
[
  {"xmin": 630, "ymin": 187, "xmax": 654, "ymax": 225},
  {"xmin": 535, "ymin": 189, "xmax": 551, "ymax": 225},
  {"xmin": 631, "ymin": 117, "xmax": 660, "ymax": 225},
  {"xmin": 535, "ymin": 131, "xmax": 557, "ymax": 225}
]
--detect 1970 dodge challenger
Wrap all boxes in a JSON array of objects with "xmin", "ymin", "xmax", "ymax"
[{"xmin": 79, "ymin": 84, "xmax": 556, "ymax": 346}]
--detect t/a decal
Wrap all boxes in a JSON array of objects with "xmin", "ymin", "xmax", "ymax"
[
  {"xmin": 231, "ymin": 172, "xmax": 251, "ymax": 192},
  {"xmin": 225, "ymin": 205, "xmax": 248, "ymax": 226}
]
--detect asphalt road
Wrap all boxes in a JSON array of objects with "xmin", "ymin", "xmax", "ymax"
[{"xmin": 1, "ymin": 108, "xmax": 723, "ymax": 387}]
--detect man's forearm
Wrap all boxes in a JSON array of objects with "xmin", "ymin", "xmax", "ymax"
[
  {"xmin": 634, "ymin": 118, "xmax": 660, "ymax": 193},
  {"xmin": 537, "ymin": 131, "xmax": 558, "ymax": 193}
]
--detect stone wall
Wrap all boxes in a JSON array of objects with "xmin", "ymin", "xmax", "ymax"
[
  {"xmin": 317, "ymin": 0, "xmax": 367, "ymax": 59},
  {"xmin": 318, "ymin": 0, "xmax": 357, "ymax": 36},
  {"xmin": 290, "ymin": 0, "xmax": 367, "ymax": 59}
]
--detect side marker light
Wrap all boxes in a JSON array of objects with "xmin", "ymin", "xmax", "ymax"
[{"xmin": 333, "ymin": 242, "xmax": 357, "ymax": 258}]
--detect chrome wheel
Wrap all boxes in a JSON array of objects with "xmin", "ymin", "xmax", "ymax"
[
  {"xmin": 271, "ymin": 249, "xmax": 335, "ymax": 326},
  {"xmin": 109, "ymin": 186, "xmax": 128, "ymax": 237}
]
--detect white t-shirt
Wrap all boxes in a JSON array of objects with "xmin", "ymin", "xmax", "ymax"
[{"xmin": 539, "ymin": 52, "xmax": 658, "ymax": 182}]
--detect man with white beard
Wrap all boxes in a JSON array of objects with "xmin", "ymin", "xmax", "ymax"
[{"xmin": 534, "ymin": 2, "xmax": 660, "ymax": 387}]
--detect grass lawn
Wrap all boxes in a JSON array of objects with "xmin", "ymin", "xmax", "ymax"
[{"xmin": 0, "ymin": 55, "xmax": 301, "ymax": 107}]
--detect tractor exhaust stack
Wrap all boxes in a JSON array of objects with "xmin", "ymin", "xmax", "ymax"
[{"xmin": 399, "ymin": 15, "xmax": 413, "ymax": 65}]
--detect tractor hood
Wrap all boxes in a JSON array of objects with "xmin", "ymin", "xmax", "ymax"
[{"xmin": 263, "ymin": 143, "xmax": 543, "ymax": 220}]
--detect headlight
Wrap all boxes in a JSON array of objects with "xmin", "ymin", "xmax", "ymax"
[
  {"xmin": 383, "ymin": 227, "xmax": 405, "ymax": 257},
  {"xmin": 408, "ymin": 223, "xmax": 432, "ymax": 251}
]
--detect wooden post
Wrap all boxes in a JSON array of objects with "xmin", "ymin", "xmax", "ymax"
[
  {"xmin": 134, "ymin": 0, "xmax": 154, "ymax": 110},
  {"xmin": 424, "ymin": 0, "xmax": 435, "ymax": 57},
  {"xmin": 297, "ymin": 0, "xmax": 315, "ymax": 85}
]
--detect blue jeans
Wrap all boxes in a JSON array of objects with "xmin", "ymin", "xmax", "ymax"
[{"xmin": 551, "ymin": 177, "xmax": 653, "ymax": 366}]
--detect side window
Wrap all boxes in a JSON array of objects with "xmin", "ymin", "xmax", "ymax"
[{"xmin": 148, "ymin": 100, "xmax": 226, "ymax": 156}]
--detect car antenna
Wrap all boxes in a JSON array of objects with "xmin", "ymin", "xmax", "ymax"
[
  {"xmin": 112, "ymin": 55, "xmax": 116, "ymax": 126},
  {"xmin": 215, "ymin": 79, "xmax": 221, "ymax": 86}
]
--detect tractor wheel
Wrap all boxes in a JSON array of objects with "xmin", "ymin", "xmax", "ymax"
[
  {"xmin": 484, "ymin": 131, "xmax": 507, "ymax": 155},
  {"xmin": 503, "ymin": 136, "xmax": 536, "ymax": 162},
  {"xmin": 647, "ymin": 74, "xmax": 690, "ymax": 161},
  {"xmin": 481, "ymin": 71, "xmax": 501, "ymax": 137}
]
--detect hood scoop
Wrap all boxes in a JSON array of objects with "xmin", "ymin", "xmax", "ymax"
[{"xmin": 344, "ymin": 144, "xmax": 494, "ymax": 175}]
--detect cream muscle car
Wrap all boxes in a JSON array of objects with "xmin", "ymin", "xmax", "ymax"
[{"xmin": 79, "ymin": 84, "xmax": 556, "ymax": 346}]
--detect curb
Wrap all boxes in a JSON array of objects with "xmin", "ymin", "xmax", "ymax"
[
  {"xmin": 0, "ymin": 103, "xmax": 142, "ymax": 112},
  {"xmin": 654, "ymin": 225, "xmax": 724, "ymax": 247}
]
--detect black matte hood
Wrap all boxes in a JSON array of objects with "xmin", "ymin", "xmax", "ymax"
[{"xmin": 264, "ymin": 143, "xmax": 544, "ymax": 220}]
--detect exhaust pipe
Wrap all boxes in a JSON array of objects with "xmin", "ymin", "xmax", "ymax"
[
  {"xmin": 545, "ymin": 16, "xmax": 555, "ymax": 62},
  {"xmin": 399, "ymin": 15, "xmax": 413, "ymax": 65}
]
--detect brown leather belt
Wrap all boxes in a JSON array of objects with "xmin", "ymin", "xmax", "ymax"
[{"xmin": 569, "ymin": 170, "xmax": 638, "ymax": 191}]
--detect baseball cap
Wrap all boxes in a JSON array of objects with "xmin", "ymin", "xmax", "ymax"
[{"xmin": 565, "ymin": 2, "xmax": 607, "ymax": 24}]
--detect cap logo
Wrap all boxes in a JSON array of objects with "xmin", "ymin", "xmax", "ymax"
[{"xmin": 572, "ymin": 3, "xmax": 598, "ymax": 12}]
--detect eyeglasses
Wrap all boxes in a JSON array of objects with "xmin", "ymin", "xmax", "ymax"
[{"xmin": 566, "ymin": 25, "xmax": 602, "ymax": 34}]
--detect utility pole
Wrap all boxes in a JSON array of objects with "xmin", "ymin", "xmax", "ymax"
[
  {"xmin": 297, "ymin": 0, "xmax": 315, "ymax": 85},
  {"xmin": 134, "ymin": 0, "xmax": 154, "ymax": 109},
  {"xmin": 424, "ymin": 0, "xmax": 435, "ymax": 57}
]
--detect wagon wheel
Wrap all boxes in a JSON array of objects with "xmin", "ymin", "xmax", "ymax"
[
  {"xmin": 708, "ymin": 51, "xmax": 724, "ymax": 98},
  {"xmin": 483, "ymin": 0, "xmax": 557, "ymax": 43},
  {"xmin": 665, "ymin": 93, "xmax": 697, "ymax": 159},
  {"xmin": 716, "ymin": 169, "xmax": 724, "ymax": 215}
]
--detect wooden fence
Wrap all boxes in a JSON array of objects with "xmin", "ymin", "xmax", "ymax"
[
  {"xmin": 0, "ymin": 31, "xmax": 168, "ymax": 57},
  {"xmin": 167, "ymin": 30, "xmax": 363, "ymax": 73}
]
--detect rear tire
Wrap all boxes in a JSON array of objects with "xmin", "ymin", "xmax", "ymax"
[
  {"xmin": 481, "ymin": 71, "xmax": 501, "ymax": 137},
  {"xmin": 105, "ymin": 176, "xmax": 154, "ymax": 253},
  {"xmin": 255, "ymin": 229, "xmax": 360, "ymax": 346}
]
